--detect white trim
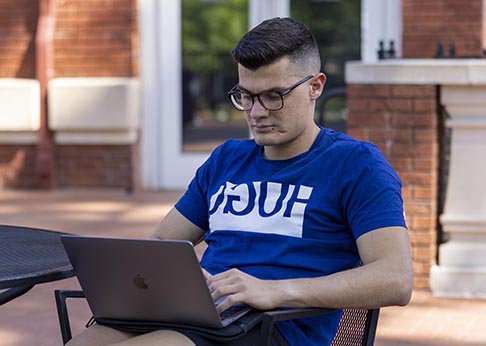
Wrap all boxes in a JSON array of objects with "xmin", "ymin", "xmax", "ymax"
[
  {"xmin": 361, "ymin": 0, "xmax": 402, "ymax": 63},
  {"xmin": 139, "ymin": 0, "xmax": 207, "ymax": 190},
  {"xmin": 346, "ymin": 59, "xmax": 486, "ymax": 85},
  {"xmin": 0, "ymin": 132, "xmax": 38, "ymax": 144},
  {"xmin": 54, "ymin": 131, "xmax": 138, "ymax": 144},
  {"xmin": 139, "ymin": 0, "xmax": 162, "ymax": 189},
  {"xmin": 158, "ymin": 0, "xmax": 208, "ymax": 189},
  {"xmin": 249, "ymin": 0, "xmax": 289, "ymax": 29}
]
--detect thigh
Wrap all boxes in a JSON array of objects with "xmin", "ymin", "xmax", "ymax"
[
  {"xmin": 66, "ymin": 323, "xmax": 137, "ymax": 346},
  {"xmin": 113, "ymin": 329, "xmax": 196, "ymax": 346}
]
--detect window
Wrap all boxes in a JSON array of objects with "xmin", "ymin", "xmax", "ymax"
[{"xmin": 181, "ymin": 0, "xmax": 249, "ymax": 152}]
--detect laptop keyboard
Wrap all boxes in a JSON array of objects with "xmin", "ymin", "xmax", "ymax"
[{"xmin": 219, "ymin": 303, "xmax": 249, "ymax": 320}]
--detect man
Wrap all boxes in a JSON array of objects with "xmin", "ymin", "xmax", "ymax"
[{"xmin": 68, "ymin": 17, "xmax": 413, "ymax": 346}]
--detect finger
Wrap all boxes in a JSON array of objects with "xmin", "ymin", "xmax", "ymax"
[
  {"xmin": 202, "ymin": 268, "xmax": 212, "ymax": 281},
  {"xmin": 215, "ymin": 294, "xmax": 243, "ymax": 313}
]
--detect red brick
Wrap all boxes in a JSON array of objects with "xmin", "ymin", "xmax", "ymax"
[
  {"xmin": 412, "ymin": 245, "xmax": 437, "ymax": 263},
  {"xmin": 368, "ymin": 129, "xmax": 395, "ymax": 142},
  {"xmin": 391, "ymin": 142, "xmax": 437, "ymax": 157},
  {"xmin": 405, "ymin": 201, "xmax": 436, "ymax": 216},
  {"xmin": 410, "ymin": 217, "xmax": 437, "ymax": 232},
  {"xmin": 391, "ymin": 113, "xmax": 437, "ymax": 128},
  {"xmin": 347, "ymin": 84, "xmax": 391, "ymax": 98},
  {"xmin": 0, "ymin": 0, "xmax": 137, "ymax": 78},
  {"xmin": 413, "ymin": 275, "xmax": 431, "ymax": 290},
  {"xmin": 414, "ymin": 129, "xmax": 438, "ymax": 143},
  {"xmin": 409, "ymin": 232, "xmax": 437, "ymax": 248},
  {"xmin": 413, "ymin": 186, "xmax": 437, "ymax": 200},
  {"xmin": 402, "ymin": 0, "xmax": 483, "ymax": 58},
  {"xmin": 394, "ymin": 129, "xmax": 414, "ymax": 143},
  {"xmin": 390, "ymin": 85, "xmax": 436, "ymax": 98},
  {"xmin": 401, "ymin": 171, "xmax": 437, "ymax": 186},
  {"xmin": 413, "ymin": 99, "xmax": 437, "ymax": 113},
  {"xmin": 414, "ymin": 158, "xmax": 438, "ymax": 171},
  {"xmin": 55, "ymin": 144, "xmax": 132, "ymax": 188},
  {"xmin": 0, "ymin": 145, "xmax": 38, "ymax": 189},
  {"xmin": 389, "ymin": 158, "xmax": 413, "ymax": 171},
  {"xmin": 413, "ymin": 261, "xmax": 432, "ymax": 275},
  {"xmin": 368, "ymin": 99, "xmax": 412, "ymax": 112},
  {"xmin": 347, "ymin": 112, "xmax": 389, "ymax": 128},
  {"xmin": 346, "ymin": 98, "xmax": 369, "ymax": 111},
  {"xmin": 346, "ymin": 128, "xmax": 368, "ymax": 140}
]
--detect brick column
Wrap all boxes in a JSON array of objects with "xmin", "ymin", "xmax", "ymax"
[
  {"xmin": 346, "ymin": 84, "xmax": 439, "ymax": 290},
  {"xmin": 402, "ymin": 0, "xmax": 484, "ymax": 58}
]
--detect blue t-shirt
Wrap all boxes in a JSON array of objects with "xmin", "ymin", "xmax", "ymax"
[{"xmin": 175, "ymin": 128, "xmax": 406, "ymax": 346}]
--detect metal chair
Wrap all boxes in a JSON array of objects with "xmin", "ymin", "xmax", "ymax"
[{"xmin": 55, "ymin": 290, "xmax": 379, "ymax": 346}]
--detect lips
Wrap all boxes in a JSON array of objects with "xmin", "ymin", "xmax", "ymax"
[{"xmin": 252, "ymin": 124, "xmax": 274, "ymax": 131}]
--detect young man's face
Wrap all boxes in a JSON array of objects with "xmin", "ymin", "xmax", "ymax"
[{"xmin": 237, "ymin": 57, "xmax": 325, "ymax": 160}]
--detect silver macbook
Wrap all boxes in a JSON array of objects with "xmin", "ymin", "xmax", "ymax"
[{"xmin": 61, "ymin": 235, "xmax": 252, "ymax": 328}]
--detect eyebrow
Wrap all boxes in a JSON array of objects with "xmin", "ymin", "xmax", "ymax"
[{"xmin": 235, "ymin": 84, "xmax": 286, "ymax": 94}]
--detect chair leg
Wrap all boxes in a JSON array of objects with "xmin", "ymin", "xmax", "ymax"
[
  {"xmin": 362, "ymin": 308, "xmax": 380, "ymax": 346},
  {"xmin": 260, "ymin": 315, "xmax": 275, "ymax": 346},
  {"xmin": 55, "ymin": 290, "xmax": 85, "ymax": 345}
]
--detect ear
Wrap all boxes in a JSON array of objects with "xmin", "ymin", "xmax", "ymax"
[{"xmin": 309, "ymin": 73, "xmax": 327, "ymax": 100}]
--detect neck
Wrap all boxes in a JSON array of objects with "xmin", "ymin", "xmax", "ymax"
[{"xmin": 263, "ymin": 125, "xmax": 320, "ymax": 160}]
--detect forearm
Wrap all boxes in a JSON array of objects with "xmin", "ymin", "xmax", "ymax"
[
  {"xmin": 270, "ymin": 227, "xmax": 414, "ymax": 310},
  {"xmin": 275, "ymin": 259, "xmax": 412, "ymax": 310}
]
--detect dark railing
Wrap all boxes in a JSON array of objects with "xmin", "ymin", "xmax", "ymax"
[{"xmin": 316, "ymin": 86, "xmax": 347, "ymax": 133}]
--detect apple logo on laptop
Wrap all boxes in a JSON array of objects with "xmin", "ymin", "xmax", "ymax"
[{"xmin": 133, "ymin": 274, "xmax": 148, "ymax": 290}]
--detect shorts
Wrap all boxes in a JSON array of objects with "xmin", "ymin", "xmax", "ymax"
[{"xmin": 178, "ymin": 323, "xmax": 289, "ymax": 346}]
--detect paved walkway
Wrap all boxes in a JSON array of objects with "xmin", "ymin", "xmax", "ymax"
[{"xmin": 1, "ymin": 189, "xmax": 485, "ymax": 346}]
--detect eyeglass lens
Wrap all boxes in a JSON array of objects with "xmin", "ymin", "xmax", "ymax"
[{"xmin": 231, "ymin": 91, "xmax": 283, "ymax": 111}]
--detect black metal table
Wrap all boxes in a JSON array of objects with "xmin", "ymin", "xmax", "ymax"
[{"xmin": 0, "ymin": 224, "xmax": 74, "ymax": 305}]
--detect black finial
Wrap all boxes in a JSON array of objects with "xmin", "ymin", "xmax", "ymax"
[
  {"xmin": 448, "ymin": 42, "xmax": 456, "ymax": 58},
  {"xmin": 387, "ymin": 40, "xmax": 396, "ymax": 58},
  {"xmin": 377, "ymin": 40, "xmax": 386, "ymax": 60},
  {"xmin": 435, "ymin": 41, "xmax": 445, "ymax": 58}
]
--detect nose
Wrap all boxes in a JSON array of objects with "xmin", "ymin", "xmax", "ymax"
[{"xmin": 248, "ymin": 97, "xmax": 268, "ymax": 118}]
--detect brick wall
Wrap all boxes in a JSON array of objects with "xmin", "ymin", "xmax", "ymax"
[
  {"xmin": 55, "ymin": 145, "xmax": 132, "ymax": 189},
  {"xmin": 402, "ymin": 0, "xmax": 484, "ymax": 58},
  {"xmin": 0, "ymin": 0, "xmax": 38, "ymax": 78},
  {"xmin": 0, "ymin": 0, "xmax": 138, "ymax": 77},
  {"xmin": 54, "ymin": 0, "xmax": 138, "ymax": 77},
  {"xmin": 0, "ymin": 0, "xmax": 138, "ymax": 189},
  {"xmin": 346, "ymin": 84, "xmax": 439, "ymax": 290},
  {"xmin": 0, "ymin": 145, "xmax": 38, "ymax": 189}
]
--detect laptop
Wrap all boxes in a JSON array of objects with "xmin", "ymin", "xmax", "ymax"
[{"xmin": 61, "ymin": 235, "xmax": 252, "ymax": 328}]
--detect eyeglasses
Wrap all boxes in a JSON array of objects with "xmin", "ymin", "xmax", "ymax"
[{"xmin": 227, "ymin": 75, "xmax": 314, "ymax": 111}]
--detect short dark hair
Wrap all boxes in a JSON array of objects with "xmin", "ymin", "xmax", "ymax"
[{"xmin": 231, "ymin": 17, "xmax": 321, "ymax": 74}]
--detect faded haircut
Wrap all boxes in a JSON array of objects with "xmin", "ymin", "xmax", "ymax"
[{"xmin": 231, "ymin": 17, "xmax": 321, "ymax": 75}]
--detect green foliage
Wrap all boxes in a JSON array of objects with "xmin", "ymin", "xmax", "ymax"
[
  {"xmin": 291, "ymin": 0, "xmax": 361, "ymax": 86},
  {"xmin": 182, "ymin": 0, "xmax": 248, "ymax": 74}
]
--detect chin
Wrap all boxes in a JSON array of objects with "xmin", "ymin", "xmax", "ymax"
[{"xmin": 252, "ymin": 134, "xmax": 277, "ymax": 147}]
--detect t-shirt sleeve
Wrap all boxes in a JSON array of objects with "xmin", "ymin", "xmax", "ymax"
[
  {"xmin": 175, "ymin": 173, "xmax": 209, "ymax": 231},
  {"xmin": 339, "ymin": 142, "xmax": 407, "ymax": 239},
  {"xmin": 174, "ymin": 147, "xmax": 221, "ymax": 231}
]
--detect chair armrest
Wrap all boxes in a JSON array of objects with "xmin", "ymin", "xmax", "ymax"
[
  {"xmin": 54, "ymin": 290, "xmax": 86, "ymax": 345},
  {"xmin": 260, "ymin": 308, "xmax": 334, "ymax": 346}
]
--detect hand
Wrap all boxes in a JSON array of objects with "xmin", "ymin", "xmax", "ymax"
[{"xmin": 203, "ymin": 268, "xmax": 283, "ymax": 313}]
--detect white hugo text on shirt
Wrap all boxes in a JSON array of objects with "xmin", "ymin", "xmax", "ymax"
[{"xmin": 208, "ymin": 181, "xmax": 313, "ymax": 238}]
